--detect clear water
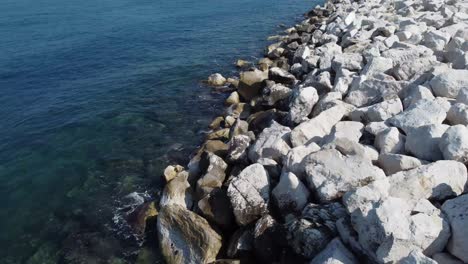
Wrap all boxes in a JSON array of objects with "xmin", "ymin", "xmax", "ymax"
[{"xmin": 0, "ymin": 0, "xmax": 320, "ymax": 262}]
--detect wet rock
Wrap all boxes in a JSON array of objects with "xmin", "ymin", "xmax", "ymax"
[
  {"xmin": 377, "ymin": 153, "xmax": 425, "ymax": 175},
  {"xmin": 388, "ymin": 160, "xmax": 467, "ymax": 201},
  {"xmin": 439, "ymin": 125, "xmax": 468, "ymax": 164},
  {"xmin": 387, "ymin": 99, "xmax": 447, "ymax": 134},
  {"xmin": 125, "ymin": 201, "xmax": 158, "ymax": 236},
  {"xmin": 227, "ymin": 163, "xmax": 270, "ymax": 225},
  {"xmin": 225, "ymin": 91, "xmax": 240, "ymax": 105},
  {"xmin": 226, "ymin": 103, "xmax": 251, "ymax": 120},
  {"xmin": 290, "ymin": 103, "xmax": 354, "ymax": 147},
  {"xmin": 374, "ymin": 127, "xmax": 406, "ymax": 154},
  {"xmin": 157, "ymin": 204, "xmax": 222, "ymax": 264},
  {"xmin": 447, "ymin": 103, "xmax": 468, "ymax": 125},
  {"xmin": 238, "ymin": 69, "xmax": 268, "ymax": 101},
  {"xmin": 248, "ymin": 121, "xmax": 291, "ymax": 163},
  {"xmin": 208, "ymin": 73, "xmax": 227, "ymax": 86},
  {"xmin": 288, "ymin": 86, "xmax": 319, "ymax": 124},
  {"xmin": 196, "ymin": 152, "xmax": 227, "ymax": 197},
  {"xmin": 203, "ymin": 140, "xmax": 229, "ymax": 157},
  {"xmin": 304, "ymin": 149, "xmax": 386, "ymax": 202},
  {"xmin": 286, "ymin": 203, "xmax": 348, "ymax": 259},
  {"xmin": 429, "ymin": 69, "xmax": 468, "ymax": 98},
  {"xmin": 207, "ymin": 128, "xmax": 230, "ymax": 140},
  {"xmin": 163, "ymin": 164, "xmax": 184, "ymax": 182},
  {"xmin": 229, "ymin": 118, "xmax": 249, "ymax": 138},
  {"xmin": 272, "ymin": 172, "xmax": 310, "ymax": 214},
  {"xmin": 441, "ymin": 194, "xmax": 468, "ymax": 263},
  {"xmin": 310, "ymin": 238, "xmax": 359, "ymax": 264},
  {"xmin": 405, "ymin": 124, "xmax": 449, "ymax": 161}
]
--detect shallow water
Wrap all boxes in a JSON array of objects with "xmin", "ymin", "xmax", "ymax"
[{"xmin": 0, "ymin": 0, "xmax": 321, "ymax": 262}]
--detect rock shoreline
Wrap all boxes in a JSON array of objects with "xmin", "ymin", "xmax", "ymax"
[{"xmin": 156, "ymin": 0, "xmax": 468, "ymax": 263}]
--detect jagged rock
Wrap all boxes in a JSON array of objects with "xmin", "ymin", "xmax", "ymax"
[
  {"xmin": 374, "ymin": 127, "xmax": 406, "ymax": 154},
  {"xmin": 345, "ymin": 76, "xmax": 408, "ymax": 108},
  {"xmin": 227, "ymin": 228, "xmax": 254, "ymax": 258},
  {"xmin": 332, "ymin": 53, "xmax": 364, "ymax": 71},
  {"xmin": 208, "ymin": 73, "xmax": 227, "ymax": 86},
  {"xmin": 204, "ymin": 140, "xmax": 229, "ymax": 157},
  {"xmin": 403, "ymin": 85, "xmax": 435, "ymax": 109},
  {"xmin": 288, "ymin": 86, "xmax": 319, "ymax": 124},
  {"xmin": 272, "ymin": 172, "xmax": 310, "ymax": 214},
  {"xmin": 253, "ymin": 215, "xmax": 285, "ymax": 262},
  {"xmin": 439, "ymin": 125, "xmax": 468, "ymax": 164},
  {"xmin": 229, "ymin": 119, "xmax": 248, "ymax": 138},
  {"xmin": 198, "ymin": 189, "xmax": 235, "ymax": 230},
  {"xmin": 269, "ymin": 67, "xmax": 296, "ymax": 85},
  {"xmin": 287, "ymin": 203, "xmax": 348, "ymax": 259},
  {"xmin": 294, "ymin": 45, "xmax": 310, "ymax": 63},
  {"xmin": 323, "ymin": 121, "xmax": 364, "ymax": 144},
  {"xmin": 283, "ymin": 143, "xmax": 321, "ymax": 178},
  {"xmin": 447, "ymin": 103, "xmax": 468, "ymax": 125},
  {"xmin": 163, "ymin": 165, "xmax": 184, "ymax": 182},
  {"xmin": 391, "ymin": 56, "xmax": 440, "ymax": 81},
  {"xmin": 349, "ymin": 97, "xmax": 403, "ymax": 123},
  {"xmin": 311, "ymin": 92, "xmax": 342, "ymax": 117},
  {"xmin": 248, "ymin": 121, "xmax": 291, "ymax": 163},
  {"xmin": 378, "ymin": 153, "xmax": 425, "ymax": 175},
  {"xmin": 365, "ymin": 121, "xmax": 389, "ymax": 136},
  {"xmin": 441, "ymin": 194, "xmax": 468, "ymax": 263},
  {"xmin": 432, "ymin": 253, "xmax": 464, "ymax": 264},
  {"xmin": 226, "ymin": 103, "xmax": 251, "ymax": 120},
  {"xmin": 157, "ymin": 204, "xmax": 222, "ymax": 264},
  {"xmin": 333, "ymin": 68, "xmax": 355, "ymax": 95},
  {"xmin": 382, "ymin": 45, "xmax": 433, "ymax": 66},
  {"xmin": 160, "ymin": 171, "xmax": 192, "ymax": 208},
  {"xmin": 388, "ymin": 160, "xmax": 467, "ymax": 201},
  {"xmin": 238, "ymin": 69, "xmax": 268, "ymax": 100},
  {"xmin": 291, "ymin": 103, "xmax": 354, "ymax": 147},
  {"xmin": 310, "ymin": 238, "xmax": 359, "ymax": 264},
  {"xmin": 226, "ymin": 91, "xmax": 240, "ymax": 105},
  {"xmin": 227, "ymin": 135, "xmax": 251, "ymax": 163},
  {"xmin": 361, "ymin": 57, "xmax": 393, "ymax": 76},
  {"xmin": 304, "ymin": 149, "xmax": 386, "ymax": 202},
  {"xmin": 399, "ymin": 250, "xmax": 437, "ymax": 264},
  {"xmin": 422, "ymin": 30, "xmax": 451, "ymax": 51},
  {"xmin": 429, "ymin": 69, "xmax": 468, "ymax": 98},
  {"xmin": 387, "ymin": 99, "xmax": 447, "ymax": 133},
  {"xmin": 227, "ymin": 163, "xmax": 270, "ymax": 225},
  {"xmin": 322, "ymin": 138, "xmax": 379, "ymax": 162},
  {"xmin": 303, "ymin": 71, "xmax": 333, "ymax": 94},
  {"xmin": 196, "ymin": 152, "xmax": 227, "ymax": 197},
  {"xmin": 263, "ymin": 83, "xmax": 292, "ymax": 106},
  {"xmin": 405, "ymin": 124, "xmax": 449, "ymax": 161}
]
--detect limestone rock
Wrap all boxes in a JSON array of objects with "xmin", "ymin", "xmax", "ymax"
[
  {"xmin": 375, "ymin": 127, "xmax": 406, "ymax": 154},
  {"xmin": 225, "ymin": 91, "xmax": 240, "ymax": 105},
  {"xmin": 442, "ymin": 194, "xmax": 468, "ymax": 263},
  {"xmin": 310, "ymin": 238, "xmax": 359, "ymax": 264},
  {"xmin": 288, "ymin": 86, "xmax": 319, "ymax": 124},
  {"xmin": 196, "ymin": 152, "xmax": 227, "ymax": 196},
  {"xmin": 157, "ymin": 204, "xmax": 222, "ymax": 264},
  {"xmin": 323, "ymin": 121, "xmax": 364, "ymax": 144},
  {"xmin": 238, "ymin": 69, "xmax": 268, "ymax": 100},
  {"xmin": 345, "ymin": 76, "xmax": 408, "ymax": 108},
  {"xmin": 349, "ymin": 97, "xmax": 403, "ymax": 123},
  {"xmin": 399, "ymin": 250, "xmax": 437, "ymax": 264},
  {"xmin": 304, "ymin": 149, "xmax": 386, "ymax": 202},
  {"xmin": 263, "ymin": 83, "xmax": 292, "ymax": 106},
  {"xmin": 403, "ymin": 85, "xmax": 435, "ymax": 109},
  {"xmin": 283, "ymin": 143, "xmax": 321, "ymax": 178},
  {"xmin": 447, "ymin": 103, "xmax": 468, "ymax": 125},
  {"xmin": 378, "ymin": 153, "xmax": 425, "ymax": 175},
  {"xmin": 163, "ymin": 165, "xmax": 184, "ymax": 182},
  {"xmin": 269, "ymin": 67, "xmax": 296, "ymax": 85},
  {"xmin": 208, "ymin": 73, "xmax": 227, "ymax": 86},
  {"xmin": 248, "ymin": 121, "xmax": 291, "ymax": 163},
  {"xmin": 160, "ymin": 172, "xmax": 192, "ymax": 208},
  {"xmin": 227, "ymin": 163, "xmax": 270, "ymax": 225},
  {"xmin": 432, "ymin": 253, "xmax": 464, "ymax": 264},
  {"xmin": 429, "ymin": 69, "xmax": 468, "ymax": 98},
  {"xmin": 227, "ymin": 135, "xmax": 251, "ymax": 163},
  {"xmin": 405, "ymin": 124, "xmax": 449, "ymax": 161},
  {"xmin": 439, "ymin": 125, "xmax": 468, "ymax": 164},
  {"xmin": 272, "ymin": 172, "xmax": 310, "ymax": 214}
]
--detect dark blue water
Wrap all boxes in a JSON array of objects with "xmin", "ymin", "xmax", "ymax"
[{"xmin": 0, "ymin": 0, "xmax": 319, "ymax": 262}]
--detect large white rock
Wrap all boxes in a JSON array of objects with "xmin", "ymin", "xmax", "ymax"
[
  {"xmin": 248, "ymin": 121, "xmax": 291, "ymax": 163},
  {"xmin": 288, "ymin": 86, "xmax": 319, "ymax": 124},
  {"xmin": 403, "ymin": 85, "xmax": 435, "ymax": 109},
  {"xmin": 283, "ymin": 143, "xmax": 321, "ymax": 178},
  {"xmin": 207, "ymin": 73, "xmax": 227, "ymax": 86},
  {"xmin": 304, "ymin": 149, "xmax": 386, "ymax": 202},
  {"xmin": 439, "ymin": 125, "xmax": 468, "ymax": 164},
  {"xmin": 290, "ymin": 103, "xmax": 354, "ymax": 147},
  {"xmin": 429, "ymin": 69, "xmax": 468, "ymax": 98},
  {"xmin": 447, "ymin": 103, "xmax": 468, "ymax": 125},
  {"xmin": 349, "ymin": 97, "xmax": 403, "ymax": 123},
  {"xmin": 332, "ymin": 53, "xmax": 364, "ymax": 71},
  {"xmin": 310, "ymin": 238, "xmax": 359, "ymax": 264},
  {"xmin": 323, "ymin": 121, "xmax": 364, "ymax": 144},
  {"xmin": 378, "ymin": 153, "xmax": 425, "ymax": 175},
  {"xmin": 387, "ymin": 99, "xmax": 447, "ymax": 134},
  {"xmin": 227, "ymin": 163, "xmax": 270, "ymax": 225},
  {"xmin": 405, "ymin": 124, "xmax": 449, "ymax": 161},
  {"xmin": 442, "ymin": 194, "xmax": 468, "ymax": 263},
  {"xmin": 263, "ymin": 83, "xmax": 292, "ymax": 106},
  {"xmin": 361, "ymin": 56, "xmax": 394, "ymax": 76},
  {"xmin": 272, "ymin": 172, "xmax": 310, "ymax": 214},
  {"xmin": 311, "ymin": 92, "xmax": 342, "ymax": 117},
  {"xmin": 388, "ymin": 160, "xmax": 468, "ymax": 201},
  {"xmin": 422, "ymin": 30, "xmax": 451, "ymax": 51},
  {"xmin": 375, "ymin": 127, "xmax": 406, "ymax": 154}
]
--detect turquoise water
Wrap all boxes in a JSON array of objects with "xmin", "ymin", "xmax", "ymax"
[{"xmin": 0, "ymin": 0, "xmax": 319, "ymax": 262}]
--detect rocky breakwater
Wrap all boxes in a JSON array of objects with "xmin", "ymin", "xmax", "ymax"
[{"xmin": 157, "ymin": 0, "xmax": 468, "ymax": 262}]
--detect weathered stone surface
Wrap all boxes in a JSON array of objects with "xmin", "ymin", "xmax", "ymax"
[
  {"xmin": 365, "ymin": 121, "xmax": 389, "ymax": 136},
  {"xmin": 272, "ymin": 172, "xmax": 310, "ymax": 214},
  {"xmin": 387, "ymin": 99, "xmax": 447, "ymax": 133},
  {"xmin": 323, "ymin": 121, "xmax": 364, "ymax": 144},
  {"xmin": 283, "ymin": 143, "xmax": 321, "ymax": 178},
  {"xmin": 248, "ymin": 121, "xmax": 291, "ymax": 163},
  {"xmin": 157, "ymin": 204, "xmax": 222, "ymax": 264},
  {"xmin": 238, "ymin": 69, "xmax": 268, "ymax": 100},
  {"xmin": 361, "ymin": 57, "xmax": 393, "ymax": 76},
  {"xmin": 439, "ymin": 125, "xmax": 468, "ymax": 164},
  {"xmin": 225, "ymin": 91, "xmax": 240, "ymax": 105},
  {"xmin": 349, "ymin": 97, "xmax": 403, "ymax": 123},
  {"xmin": 405, "ymin": 124, "xmax": 449, "ymax": 161},
  {"xmin": 287, "ymin": 203, "xmax": 348, "ymax": 259},
  {"xmin": 442, "ymin": 194, "xmax": 468, "ymax": 263},
  {"xmin": 160, "ymin": 172, "xmax": 192, "ymax": 208},
  {"xmin": 227, "ymin": 163, "xmax": 270, "ymax": 225},
  {"xmin": 304, "ymin": 149, "xmax": 386, "ymax": 202},
  {"xmin": 208, "ymin": 73, "xmax": 227, "ymax": 86},
  {"xmin": 291, "ymin": 103, "xmax": 354, "ymax": 147},
  {"xmin": 345, "ymin": 76, "xmax": 408, "ymax": 108},
  {"xmin": 399, "ymin": 250, "xmax": 437, "ymax": 264},
  {"xmin": 196, "ymin": 152, "xmax": 227, "ymax": 196},
  {"xmin": 310, "ymin": 238, "xmax": 359, "ymax": 264},
  {"xmin": 163, "ymin": 164, "xmax": 184, "ymax": 182},
  {"xmin": 322, "ymin": 138, "xmax": 379, "ymax": 162},
  {"xmin": 263, "ymin": 83, "xmax": 292, "ymax": 106},
  {"xmin": 374, "ymin": 127, "xmax": 406, "ymax": 154},
  {"xmin": 447, "ymin": 103, "xmax": 468, "ymax": 125},
  {"xmin": 332, "ymin": 53, "xmax": 364, "ymax": 71},
  {"xmin": 388, "ymin": 160, "xmax": 467, "ymax": 201},
  {"xmin": 269, "ymin": 67, "xmax": 296, "ymax": 85},
  {"xmin": 429, "ymin": 69, "xmax": 468, "ymax": 98},
  {"xmin": 378, "ymin": 153, "xmax": 425, "ymax": 175},
  {"xmin": 288, "ymin": 86, "xmax": 319, "ymax": 124},
  {"xmin": 227, "ymin": 135, "xmax": 251, "ymax": 163},
  {"xmin": 403, "ymin": 85, "xmax": 435, "ymax": 109},
  {"xmin": 311, "ymin": 92, "xmax": 342, "ymax": 117}
]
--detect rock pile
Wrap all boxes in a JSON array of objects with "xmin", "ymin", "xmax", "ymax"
[{"xmin": 157, "ymin": 0, "xmax": 468, "ymax": 262}]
